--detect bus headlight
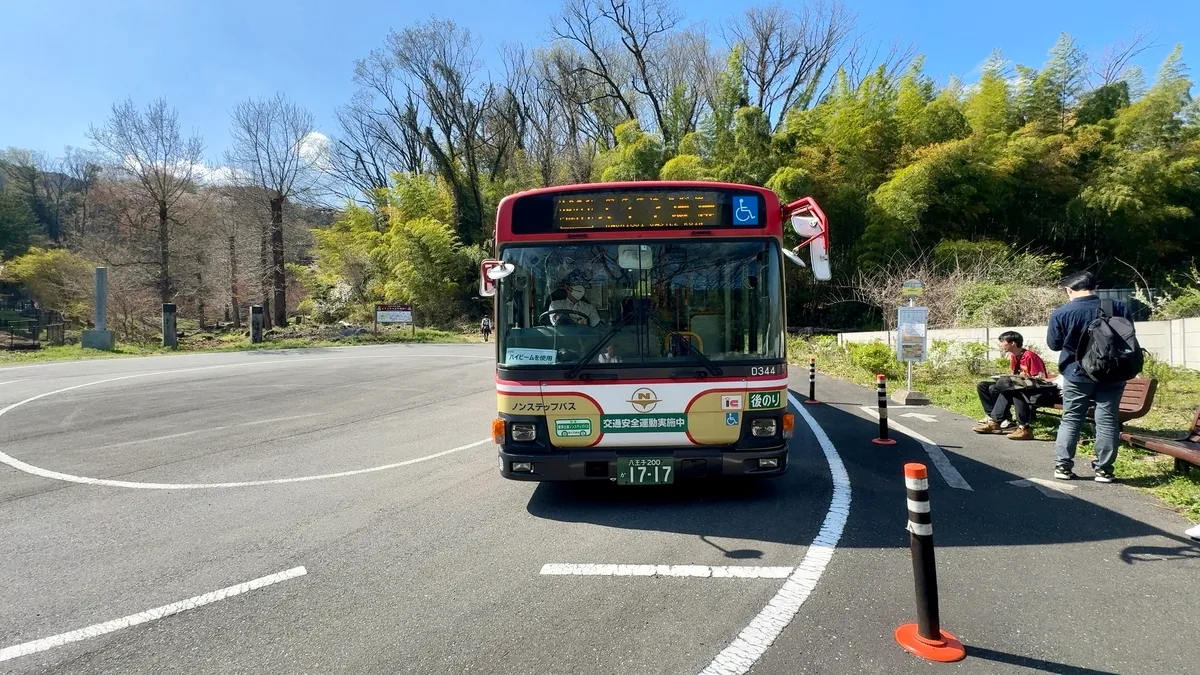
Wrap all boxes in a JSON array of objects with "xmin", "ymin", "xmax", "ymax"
[
  {"xmin": 511, "ymin": 423, "xmax": 537, "ymax": 442},
  {"xmin": 751, "ymin": 419, "xmax": 777, "ymax": 437}
]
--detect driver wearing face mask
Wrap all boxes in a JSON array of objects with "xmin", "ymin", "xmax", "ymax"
[{"xmin": 548, "ymin": 283, "xmax": 601, "ymax": 326}]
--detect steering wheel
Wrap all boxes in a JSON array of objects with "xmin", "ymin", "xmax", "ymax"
[{"xmin": 539, "ymin": 309, "xmax": 594, "ymax": 327}]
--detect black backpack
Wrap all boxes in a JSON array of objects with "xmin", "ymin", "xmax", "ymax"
[{"xmin": 1077, "ymin": 300, "xmax": 1144, "ymax": 383}]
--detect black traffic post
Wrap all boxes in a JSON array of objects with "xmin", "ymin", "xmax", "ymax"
[
  {"xmin": 894, "ymin": 462, "xmax": 965, "ymax": 662},
  {"xmin": 804, "ymin": 355, "xmax": 819, "ymax": 404},
  {"xmin": 872, "ymin": 373, "xmax": 897, "ymax": 445}
]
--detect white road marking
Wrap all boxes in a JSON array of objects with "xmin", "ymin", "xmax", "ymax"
[
  {"xmin": 0, "ymin": 379, "xmax": 27, "ymax": 386},
  {"xmin": 0, "ymin": 438, "xmax": 490, "ymax": 490},
  {"xmin": 88, "ymin": 414, "xmax": 325, "ymax": 452},
  {"xmin": 0, "ymin": 566, "xmax": 307, "ymax": 662},
  {"xmin": 0, "ymin": 346, "xmax": 490, "ymax": 373},
  {"xmin": 860, "ymin": 406, "xmax": 973, "ymax": 491},
  {"xmin": 0, "ymin": 355, "xmax": 492, "ymax": 489},
  {"xmin": 1009, "ymin": 478, "xmax": 1077, "ymax": 499},
  {"xmin": 540, "ymin": 564, "xmax": 795, "ymax": 578},
  {"xmin": 900, "ymin": 412, "xmax": 939, "ymax": 423},
  {"xmin": 697, "ymin": 392, "xmax": 851, "ymax": 675}
]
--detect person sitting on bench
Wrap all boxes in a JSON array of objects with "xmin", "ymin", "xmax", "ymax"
[{"xmin": 973, "ymin": 331, "xmax": 1052, "ymax": 440}]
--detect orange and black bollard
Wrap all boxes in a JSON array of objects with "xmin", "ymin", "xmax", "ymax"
[
  {"xmin": 895, "ymin": 463, "xmax": 966, "ymax": 662},
  {"xmin": 872, "ymin": 374, "xmax": 897, "ymax": 445},
  {"xmin": 804, "ymin": 355, "xmax": 819, "ymax": 404}
]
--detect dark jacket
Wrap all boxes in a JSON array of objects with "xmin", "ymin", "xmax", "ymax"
[{"xmin": 1046, "ymin": 295, "xmax": 1132, "ymax": 383}]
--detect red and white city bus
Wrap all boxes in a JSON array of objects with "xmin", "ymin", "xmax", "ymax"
[{"xmin": 480, "ymin": 181, "xmax": 830, "ymax": 484}]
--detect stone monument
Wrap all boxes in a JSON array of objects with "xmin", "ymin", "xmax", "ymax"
[{"xmin": 81, "ymin": 267, "xmax": 115, "ymax": 350}]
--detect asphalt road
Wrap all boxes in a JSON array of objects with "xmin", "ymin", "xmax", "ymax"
[{"xmin": 1, "ymin": 344, "xmax": 1196, "ymax": 674}]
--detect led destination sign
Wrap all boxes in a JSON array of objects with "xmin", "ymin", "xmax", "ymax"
[{"xmin": 510, "ymin": 188, "xmax": 766, "ymax": 234}]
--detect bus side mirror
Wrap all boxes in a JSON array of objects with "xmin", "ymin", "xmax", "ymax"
[
  {"xmin": 790, "ymin": 215, "xmax": 822, "ymax": 238},
  {"xmin": 808, "ymin": 236, "xmax": 831, "ymax": 281},
  {"xmin": 783, "ymin": 197, "xmax": 832, "ymax": 282},
  {"xmin": 480, "ymin": 260, "xmax": 513, "ymax": 297}
]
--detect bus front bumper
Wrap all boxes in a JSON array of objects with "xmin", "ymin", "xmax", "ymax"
[{"xmin": 497, "ymin": 445, "xmax": 788, "ymax": 482}]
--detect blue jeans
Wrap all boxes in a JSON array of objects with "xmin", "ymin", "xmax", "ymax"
[{"xmin": 1054, "ymin": 379, "xmax": 1125, "ymax": 472}]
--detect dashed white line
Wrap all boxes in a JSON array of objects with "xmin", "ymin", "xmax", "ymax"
[
  {"xmin": 859, "ymin": 406, "xmax": 973, "ymax": 491},
  {"xmin": 697, "ymin": 392, "xmax": 851, "ymax": 675},
  {"xmin": 0, "ymin": 566, "xmax": 307, "ymax": 662},
  {"xmin": 540, "ymin": 564, "xmax": 795, "ymax": 578}
]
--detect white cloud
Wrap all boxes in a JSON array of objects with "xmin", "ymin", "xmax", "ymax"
[
  {"xmin": 299, "ymin": 131, "xmax": 333, "ymax": 172},
  {"xmin": 193, "ymin": 163, "xmax": 244, "ymax": 186}
]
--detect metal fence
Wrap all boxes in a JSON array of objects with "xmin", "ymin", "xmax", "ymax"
[{"xmin": 0, "ymin": 300, "xmax": 66, "ymax": 350}]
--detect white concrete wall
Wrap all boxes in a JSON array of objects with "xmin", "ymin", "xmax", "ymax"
[{"xmin": 838, "ymin": 318, "xmax": 1200, "ymax": 370}]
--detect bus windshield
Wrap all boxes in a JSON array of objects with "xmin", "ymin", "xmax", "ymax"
[{"xmin": 496, "ymin": 240, "xmax": 784, "ymax": 370}]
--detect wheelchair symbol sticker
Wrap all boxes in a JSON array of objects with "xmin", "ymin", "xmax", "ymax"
[{"xmin": 732, "ymin": 196, "xmax": 759, "ymax": 225}]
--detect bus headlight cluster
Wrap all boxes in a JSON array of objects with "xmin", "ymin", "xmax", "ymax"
[
  {"xmin": 751, "ymin": 419, "xmax": 777, "ymax": 438},
  {"xmin": 511, "ymin": 423, "xmax": 537, "ymax": 442}
]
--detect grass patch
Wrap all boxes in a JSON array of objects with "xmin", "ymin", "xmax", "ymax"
[
  {"xmin": 0, "ymin": 325, "xmax": 481, "ymax": 366},
  {"xmin": 790, "ymin": 335, "xmax": 1200, "ymax": 522}
]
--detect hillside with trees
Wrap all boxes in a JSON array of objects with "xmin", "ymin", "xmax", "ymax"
[{"xmin": 2, "ymin": 0, "xmax": 1198, "ymax": 341}]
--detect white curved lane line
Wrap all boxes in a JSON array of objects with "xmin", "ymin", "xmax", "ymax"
[
  {"xmin": 697, "ymin": 392, "xmax": 851, "ymax": 675},
  {"xmin": 0, "ymin": 355, "xmax": 492, "ymax": 489},
  {"xmin": 0, "ymin": 566, "xmax": 307, "ymax": 662}
]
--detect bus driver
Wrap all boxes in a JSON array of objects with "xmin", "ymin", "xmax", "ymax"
[{"xmin": 548, "ymin": 282, "xmax": 601, "ymax": 327}]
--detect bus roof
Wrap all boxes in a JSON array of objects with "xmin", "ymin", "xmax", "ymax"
[{"xmin": 495, "ymin": 181, "xmax": 783, "ymax": 244}]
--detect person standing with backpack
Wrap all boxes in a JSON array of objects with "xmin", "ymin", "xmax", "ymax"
[
  {"xmin": 1046, "ymin": 271, "xmax": 1142, "ymax": 483},
  {"xmin": 480, "ymin": 316, "xmax": 493, "ymax": 342}
]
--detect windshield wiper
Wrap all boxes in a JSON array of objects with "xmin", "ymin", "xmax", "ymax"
[{"xmin": 564, "ymin": 312, "xmax": 634, "ymax": 380}]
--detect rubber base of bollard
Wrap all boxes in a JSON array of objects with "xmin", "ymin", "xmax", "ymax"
[
  {"xmin": 894, "ymin": 624, "xmax": 966, "ymax": 662},
  {"xmin": 803, "ymin": 399, "xmax": 820, "ymax": 404},
  {"xmin": 871, "ymin": 437, "xmax": 898, "ymax": 445}
]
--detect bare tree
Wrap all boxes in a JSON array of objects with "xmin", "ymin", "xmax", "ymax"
[
  {"xmin": 724, "ymin": 1, "xmax": 857, "ymax": 128},
  {"xmin": 88, "ymin": 99, "xmax": 204, "ymax": 303},
  {"xmin": 553, "ymin": 0, "xmax": 687, "ymax": 147},
  {"xmin": 1091, "ymin": 32, "xmax": 1156, "ymax": 88},
  {"xmin": 0, "ymin": 148, "xmax": 44, "ymax": 199},
  {"xmin": 329, "ymin": 91, "xmax": 427, "ymax": 203},
  {"xmin": 553, "ymin": 1, "xmax": 640, "ymax": 126},
  {"xmin": 376, "ymin": 17, "xmax": 495, "ymax": 245},
  {"xmin": 226, "ymin": 93, "xmax": 323, "ymax": 327},
  {"xmin": 62, "ymin": 146, "xmax": 103, "ymax": 237},
  {"xmin": 839, "ymin": 38, "xmax": 918, "ymax": 92}
]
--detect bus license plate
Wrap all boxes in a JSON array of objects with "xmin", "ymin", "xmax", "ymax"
[{"xmin": 617, "ymin": 457, "xmax": 674, "ymax": 485}]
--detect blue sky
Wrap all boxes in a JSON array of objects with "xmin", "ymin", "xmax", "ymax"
[{"xmin": 1, "ymin": 0, "xmax": 1195, "ymax": 163}]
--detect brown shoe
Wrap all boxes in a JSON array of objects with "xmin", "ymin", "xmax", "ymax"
[
  {"xmin": 1007, "ymin": 426, "xmax": 1034, "ymax": 441},
  {"xmin": 972, "ymin": 419, "xmax": 1003, "ymax": 434}
]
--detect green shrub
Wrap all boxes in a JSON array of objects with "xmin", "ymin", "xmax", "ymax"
[
  {"xmin": 952, "ymin": 341, "xmax": 991, "ymax": 376},
  {"xmin": 0, "ymin": 247, "xmax": 94, "ymax": 323},
  {"xmin": 1141, "ymin": 352, "xmax": 1177, "ymax": 387},
  {"xmin": 918, "ymin": 339, "xmax": 953, "ymax": 381},
  {"xmin": 848, "ymin": 341, "xmax": 903, "ymax": 379}
]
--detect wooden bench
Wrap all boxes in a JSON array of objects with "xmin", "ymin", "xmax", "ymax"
[
  {"xmin": 1120, "ymin": 407, "xmax": 1200, "ymax": 474},
  {"xmin": 1048, "ymin": 377, "xmax": 1158, "ymax": 423}
]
